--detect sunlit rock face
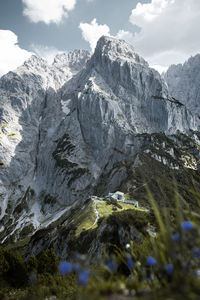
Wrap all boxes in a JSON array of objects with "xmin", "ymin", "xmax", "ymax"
[
  {"xmin": 165, "ymin": 54, "xmax": 200, "ymax": 116},
  {"xmin": 0, "ymin": 36, "xmax": 199, "ymax": 245}
]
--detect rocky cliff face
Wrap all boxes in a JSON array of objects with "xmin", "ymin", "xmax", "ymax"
[
  {"xmin": 0, "ymin": 50, "xmax": 91, "ymax": 242},
  {"xmin": 165, "ymin": 54, "xmax": 200, "ymax": 116},
  {"xmin": 0, "ymin": 36, "xmax": 200, "ymax": 252}
]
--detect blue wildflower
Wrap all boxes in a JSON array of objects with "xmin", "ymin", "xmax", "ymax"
[
  {"xmin": 191, "ymin": 247, "xmax": 200, "ymax": 259},
  {"xmin": 78, "ymin": 270, "xmax": 90, "ymax": 286},
  {"xmin": 127, "ymin": 258, "xmax": 134, "ymax": 270},
  {"xmin": 173, "ymin": 233, "xmax": 180, "ymax": 241},
  {"xmin": 146, "ymin": 256, "xmax": 157, "ymax": 267},
  {"xmin": 146, "ymin": 272, "xmax": 153, "ymax": 280},
  {"xmin": 182, "ymin": 221, "xmax": 195, "ymax": 232},
  {"xmin": 165, "ymin": 264, "xmax": 174, "ymax": 276},
  {"xmin": 59, "ymin": 261, "xmax": 72, "ymax": 276},
  {"xmin": 73, "ymin": 263, "xmax": 80, "ymax": 273},
  {"xmin": 106, "ymin": 260, "xmax": 117, "ymax": 272}
]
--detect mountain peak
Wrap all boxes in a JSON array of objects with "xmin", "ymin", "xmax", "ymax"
[
  {"xmin": 53, "ymin": 49, "xmax": 90, "ymax": 66},
  {"xmin": 52, "ymin": 49, "xmax": 91, "ymax": 74},
  {"xmin": 23, "ymin": 54, "xmax": 47, "ymax": 68},
  {"xmin": 95, "ymin": 35, "xmax": 148, "ymax": 66}
]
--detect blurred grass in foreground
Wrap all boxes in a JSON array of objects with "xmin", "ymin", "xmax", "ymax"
[{"xmin": 1, "ymin": 182, "xmax": 200, "ymax": 299}]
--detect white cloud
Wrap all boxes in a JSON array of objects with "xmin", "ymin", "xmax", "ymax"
[
  {"xmin": 150, "ymin": 64, "xmax": 168, "ymax": 74},
  {"xmin": 79, "ymin": 18, "xmax": 110, "ymax": 51},
  {"xmin": 31, "ymin": 44, "xmax": 63, "ymax": 64},
  {"xmin": 22, "ymin": 0, "xmax": 76, "ymax": 24},
  {"xmin": 130, "ymin": 0, "xmax": 169, "ymax": 25},
  {"xmin": 0, "ymin": 30, "xmax": 32, "ymax": 77},
  {"xmin": 116, "ymin": 30, "xmax": 135, "ymax": 45},
  {"xmin": 129, "ymin": 0, "xmax": 200, "ymax": 69}
]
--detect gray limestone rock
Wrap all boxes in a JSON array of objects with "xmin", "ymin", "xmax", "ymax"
[
  {"xmin": 164, "ymin": 54, "xmax": 200, "ymax": 116},
  {"xmin": 0, "ymin": 36, "xmax": 199, "ymax": 245}
]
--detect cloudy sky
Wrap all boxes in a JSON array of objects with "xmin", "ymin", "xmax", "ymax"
[{"xmin": 0, "ymin": 0, "xmax": 200, "ymax": 76}]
